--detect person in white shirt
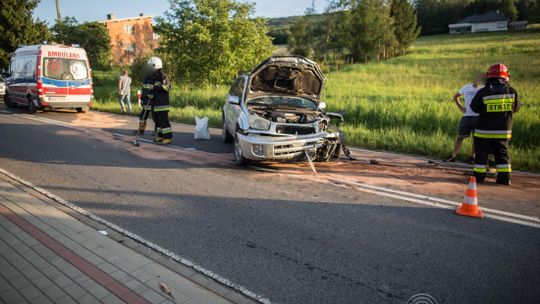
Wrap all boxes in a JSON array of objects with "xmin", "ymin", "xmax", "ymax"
[
  {"xmin": 118, "ymin": 70, "xmax": 132, "ymax": 114},
  {"xmin": 445, "ymin": 73, "xmax": 485, "ymax": 163}
]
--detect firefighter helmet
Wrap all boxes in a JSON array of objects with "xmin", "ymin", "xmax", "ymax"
[
  {"xmin": 147, "ymin": 57, "xmax": 163, "ymax": 70},
  {"xmin": 486, "ymin": 63, "xmax": 509, "ymax": 81}
]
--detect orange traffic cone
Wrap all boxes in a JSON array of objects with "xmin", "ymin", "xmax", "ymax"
[{"xmin": 456, "ymin": 176, "xmax": 484, "ymax": 218}]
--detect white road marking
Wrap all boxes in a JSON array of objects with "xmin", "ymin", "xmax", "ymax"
[
  {"xmin": 0, "ymin": 167, "xmax": 272, "ymax": 304},
  {"xmin": 332, "ymin": 179, "xmax": 540, "ymax": 223},
  {"xmin": 288, "ymin": 174, "xmax": 540, "ymax": 228},
  {"xmin": 6, "ymin": 111, "xmax": 540, "ymax": 228}
]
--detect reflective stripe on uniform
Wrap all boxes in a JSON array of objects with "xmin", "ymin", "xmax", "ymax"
[
  {"xmin": 143, "ymin": 105, "xmax": 152, "ymax": 110},
  {"xmin": 474, "ymin": 129, "xmax": 512, "ymax": 139},
  {"xmin": 161, "ymin": 127, "xmax": 172, "ymax": 134},
  {"xmin": 483, "ymin": 94, "xmax": 515, "ymax": 101},
  {"xmin": 483, "ymin": 94, "xmax": 514, "ymax": 112},
  {"xmin": 154, "ymin": 81, "xmax": 170, "ymax": 91},
  {"xmin": 473, "ymin": 164, "xmax": 487, "ymax": 173},
  {"xmin": 496, "ymin": 164, "xmax": 512, "ymax": 173},
  {"xmin": 153, "ymin": 106, "xmax": 170, "ymax": 112}
]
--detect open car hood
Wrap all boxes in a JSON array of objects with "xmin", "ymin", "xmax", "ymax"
[{"xmin": 248, "ymin": 56, "xmax": 325, "ymax": 102}]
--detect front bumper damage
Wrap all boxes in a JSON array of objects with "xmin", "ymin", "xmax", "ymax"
[{"xmin": 237, "ymin": 131, "xmax": 339, "ymax": 161}]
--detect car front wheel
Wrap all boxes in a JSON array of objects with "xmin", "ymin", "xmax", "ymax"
[
  {"xmin": 233, "ymin": 134, "xmax": 246, "ymax": 166},
  {"xmin": 222, "ymin": 120, "xmax": 234, "ymax": 143}
]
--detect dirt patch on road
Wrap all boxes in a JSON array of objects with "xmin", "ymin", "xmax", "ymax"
[{"xmin": 70, "ymin": 111, "xmax": 131, "ymax": 129}]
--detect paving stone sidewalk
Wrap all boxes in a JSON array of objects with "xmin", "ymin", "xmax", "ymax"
[{"xmin": 0, "ymin": 174, "xmax": 247, "ymax": 304}]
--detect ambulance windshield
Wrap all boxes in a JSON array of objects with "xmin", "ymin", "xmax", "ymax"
[{"xmin": 43, "ymin": 58, "xmax": 88, "ymax": 80}]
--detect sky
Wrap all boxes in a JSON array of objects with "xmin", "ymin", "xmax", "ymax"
[{"xmin": 34, "ymin": 0, "xmax": 329, "ymax": 24}]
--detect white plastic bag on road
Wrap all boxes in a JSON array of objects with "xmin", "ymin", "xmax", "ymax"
[{"xmin": 194, "ymin": 116, "xmax": 211, "ymax": 140}]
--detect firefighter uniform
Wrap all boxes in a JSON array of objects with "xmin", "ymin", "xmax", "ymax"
[
  {"xmin": 136, "ymin": 75, "xmax": 157, "ymax": 134},
  {"xmin": 470, "ymin": 63, "xmax": 520, "ymax": 185},
  {"xmin": 146, "ymin": 57, "xmax": 172, "ymax": 144}
]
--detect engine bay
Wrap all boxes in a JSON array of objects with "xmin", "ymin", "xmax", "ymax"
[{"xmin": 249, "ymin": 107, "xmax": 323, "ymax": 124}]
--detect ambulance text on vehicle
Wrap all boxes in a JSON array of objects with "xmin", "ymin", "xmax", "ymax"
[{"xmin": 4, "ymin": 44, "xmax": 93, "ymax": 113}]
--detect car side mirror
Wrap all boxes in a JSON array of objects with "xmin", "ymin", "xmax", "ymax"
[
  {"xmin": 227, "ymin": 95, "xmax": 240, "ymax": 105},
  {"xmin": 318, "ymin": 101, "xmax": 326, "ymax": 110}
]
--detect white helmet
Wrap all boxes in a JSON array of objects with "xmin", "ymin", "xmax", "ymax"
[{"xmin": 147, "ymin": 56, "xmax": 163, "ymax": 70}]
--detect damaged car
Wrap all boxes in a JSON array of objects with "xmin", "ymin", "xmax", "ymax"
[{"xmin": 222, "ymin": 56, "xmax": 347, "ymax": 165}]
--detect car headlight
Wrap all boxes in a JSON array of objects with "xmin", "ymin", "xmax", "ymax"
[{"xmin": 249, "ymin": 115, "xmax": 271, "ymax": 130}]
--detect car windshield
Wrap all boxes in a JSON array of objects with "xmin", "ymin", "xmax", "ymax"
[
  {"xmin": 43, "ymin": 58, "xmax": 88, "ymax": 80},
  {"xmin": 247, "ymin": 96, "xmax": 318, "ymax": 110}
]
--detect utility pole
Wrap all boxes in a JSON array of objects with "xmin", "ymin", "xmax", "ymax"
[{"xmin": 55, "ymin": 0, "xmax": 63, "ymax": 42}]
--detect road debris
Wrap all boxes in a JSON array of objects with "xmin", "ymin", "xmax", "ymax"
[
  {"xmin": 159, "ymin": 282, "xmax": 175, "ymax": 299},
  {"xmin": 304, "ymin": 151, "xmax": 317, "ymax": 174},
  {"xmin": 194, "ymin": 116, "xmax": 211, "ymax": 140}
]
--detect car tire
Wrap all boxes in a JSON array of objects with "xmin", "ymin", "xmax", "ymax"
[
  {"xmin": 27, "ymin": 96, "xmax": 37, "ymax": 114},
  {"xmin": 222, "ymin": 119, "xmax": 234, "ymax": 143},
  {"xmin": 4, "ymin": 93, "xmax": 17, "ymax": 108},
  {"xmin": 233, "ymin": 134, "xmax": 247, "ymax": 166},
  {"xmin": 76, "ymin": 107, "xmax": 87, "ymax": 113}
]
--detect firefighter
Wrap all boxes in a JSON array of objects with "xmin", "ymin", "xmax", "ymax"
[
  {"xmin": 470, "ymin": 63, "xmax": 521, "ymax": 185},
  {"xmin": 145, "ymin": 57, "xmax": 173, "ymax": 145},
  {"xmin": 136, "ymin": 66, "xmax": 158, "ymax": 135}
]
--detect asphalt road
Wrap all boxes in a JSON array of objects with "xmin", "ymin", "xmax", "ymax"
[{"xmin": 0, "ymin": 107, "xmax": 539, "ymax": 304}]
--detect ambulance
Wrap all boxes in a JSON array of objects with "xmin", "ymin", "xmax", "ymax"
[{"xmin": 4, "ymin": 44, "xmax": 93, "ymax": 113}]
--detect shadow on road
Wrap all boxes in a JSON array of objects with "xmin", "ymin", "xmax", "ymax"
[{"xmin": 38, "ymin": 184, "xmax": 540, "ymax": 304}]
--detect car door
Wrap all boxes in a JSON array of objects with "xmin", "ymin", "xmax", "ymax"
[{"xmin": 225, "ymin": 77, "xmax": 246, "ymax": 135}]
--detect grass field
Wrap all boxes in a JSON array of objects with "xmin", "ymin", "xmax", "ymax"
[{"xmin": 92, "ymin": 30, "xmax": 540, "ymax": 171}]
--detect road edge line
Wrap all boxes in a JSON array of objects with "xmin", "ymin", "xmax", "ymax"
[{"xmin": 0, "ymin": 167, "xmax": 272, "ymax": 304}]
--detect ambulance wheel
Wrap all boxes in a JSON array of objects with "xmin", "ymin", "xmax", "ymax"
[
  {"xmin": 4, "ymin": 93, "xmax": 17, "ymax": 108},
  {"xmin": 76, "ymin": 107, "xmax": 87, "ymax": 113},
  {"xmin": 27, "ymin": 96, "xmax": 37, "ymax": 114}
]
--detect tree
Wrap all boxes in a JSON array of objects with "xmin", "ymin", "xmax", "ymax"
[
  {"xmin": 391, "ymin": 0, "xmax": 420, "ymax": 55},
  {"xmin": 347, "ymin": 0, "xmax": 396, "ymax": 62},
  {"xmin": 268, "ymin": 28, "xmax": 289, "ymax": 45},
  {"xmin": 0, "ymin": 0, "xmax": 50, "ymax": 70},
  {"xmin": 517, "ymin": 0, "xmax": 540, "ymax": 22},
  {"xmin": 288, "ymin": 2, "xmax": 319, "ymax": 57},
  {"xmin": 156, "ymin": 0, "xmax": 273, "ymax": 85},
  {"xmin": 464, "ymin": 0, "xmax": 518, "ymax": 20},
  {"xmin": 416, "ymin": 0, "xmax": 472, "ymax": 35},
  {"xmin": 288, "ymin": 16, "xmax": 311, "ymax": 56},
  {"xmin": 51, "ymin": 17, "xmax": 111, "ymax": 70}
]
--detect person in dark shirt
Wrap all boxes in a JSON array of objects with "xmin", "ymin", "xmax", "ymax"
[{"xmin": 470, "ymin": 63, "xmax": 521, "ymax": 185}]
